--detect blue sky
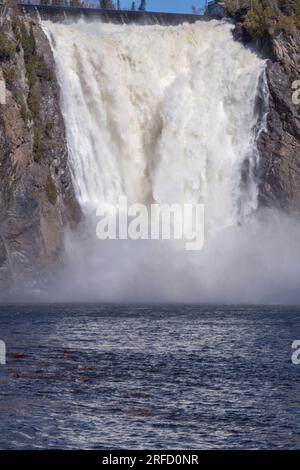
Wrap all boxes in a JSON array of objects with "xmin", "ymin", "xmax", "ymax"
[{"xmin": 122, "ymin": 1, "xmax": 207, "ymax": 14}]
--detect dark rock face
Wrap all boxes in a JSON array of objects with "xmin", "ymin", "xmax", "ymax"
[
  {"xmin": 233, "ymin": 24, "xmax": 300, "ymax": 214},
  {"xmin": 257, "ymin": 31, "xmax": 300, "ymax": 213},
  {"xmin": 0, "ymin": 12, "xmax": 80, "ymax": 293}
]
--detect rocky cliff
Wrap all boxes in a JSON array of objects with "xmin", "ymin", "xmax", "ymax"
[
  {"xmin": 0, "ymin": 6, "xmax": 80, "ymax": 294},
  {"xmin": 228, "ymin": 2, "xmax": 300, "ymax": 213},
  {"xmin": 257, "ymin": 30, "xmax": 300, "ymax": 212}
]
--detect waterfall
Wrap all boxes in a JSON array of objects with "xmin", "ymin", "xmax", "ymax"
[
  {"xmin": 42, "ymin": 19, "xmax": 294, "ymax": 304},
  {"xmin": 43, "ymin": 19, "xmax": 266, "ymax": 238}
]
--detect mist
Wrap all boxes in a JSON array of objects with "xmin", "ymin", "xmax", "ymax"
[{"xmin": 40, "ymin": 208, "xmax": 297, "ymax": 305}]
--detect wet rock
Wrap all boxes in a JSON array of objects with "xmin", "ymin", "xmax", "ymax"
[
  {"xmin": 126, "ymin": 407, "xmax": 156, "ymax": 417},
  {"xmin": 8, "ymin": 352, "xmax": 29, "ymax": 360}
]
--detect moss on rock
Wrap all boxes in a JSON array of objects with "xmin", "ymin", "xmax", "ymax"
[{"xmin": 45, "ymin": 174, "xmax": 58, "ymax": 205}]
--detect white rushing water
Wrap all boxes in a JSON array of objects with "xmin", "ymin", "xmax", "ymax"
[
  {"xmin": 43, "ymin": 19, "xmax": 266, "ymax": 238},
  {"xmin": 41, "ymin": 19, "xmax": 300, "ymax": 304}
]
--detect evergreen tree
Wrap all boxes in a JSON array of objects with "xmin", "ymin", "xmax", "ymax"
[
  {"xmin": 131, "ymin": 1, "xmax": 136, "ymax": 10},
  {"xmin": 138, "ymin": 0, "xmax": 146, "ymax": 11},
  {"xmin": 100, "ymin": 0, "xmax": 115, "ymax": 9},
  {"xmin": 117, "ymin": 0, "xmax": 121, "ymax": 9},
  {"xmin": 191, "ymin": 4, "xmax": 201, "ymax": 14}
]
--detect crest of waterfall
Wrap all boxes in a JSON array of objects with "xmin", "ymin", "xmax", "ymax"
[{"xmin": 43, "ymin": 19, "xmax": 267, "ymax": 239}]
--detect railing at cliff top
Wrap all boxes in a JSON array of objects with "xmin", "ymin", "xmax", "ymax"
[{"xmin": 17, "ymin": 3, "xmax": 211, "ymax": 25}]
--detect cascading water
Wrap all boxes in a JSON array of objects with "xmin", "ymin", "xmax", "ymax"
[
  {"xmin": 42, "ymin": 19, "xmax": 300, "ymax": 305},
  {"xmin": 43, "ymin": 19, "xmax": 266, "ymax": 236}
]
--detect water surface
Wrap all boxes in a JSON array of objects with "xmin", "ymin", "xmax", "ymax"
[{"xmin": 0, "ymin": 304, "xmax": 299, "ymax": 449}]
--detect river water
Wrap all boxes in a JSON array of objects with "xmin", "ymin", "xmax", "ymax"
[{"xmin": 0, "ymin": 304, "xmax": 299, "ymax": 449}]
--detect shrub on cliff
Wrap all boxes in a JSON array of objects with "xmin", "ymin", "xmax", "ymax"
[
  {"xmin": 138, "ymin": 0, "xmax": 146, "ymax": 10},
  {"xmin": 243, "ymin": 1, "xmax": 274, "ymax": 37},
  {"xmin": 45, "ymin": 174, "xmax": 58, "ymax": 206},
  {"xmin": 45, "ymin": 121, "xmax": 54, "ymax": 138},
  {"xmin": 100, "ymin": 0, "xmax": 116, "ymax": 8},
  {"xmin": 226, "ymin": 0, "xmax": 299, "ymax": 37},
  {"xmin": 0, "ymin": 32, "xmax": 13, "ymax": 62},
  {"xmin": 17, "ymin": 22, "xmax": 41, "ymax": 118},
  {"xmin": 20, "ymin": 24, "xmax": 37, "ymax": 83},
  {"xmin": 28, "ymin": 85, "xmax": 40, "ymax": 117},
  {"xmin": 33, "ymin": 127, "xmax": 42, "ymax": 163},
  {"xmin": 37, "ymin": 56, "xmax": 53, "ymax": 82}
]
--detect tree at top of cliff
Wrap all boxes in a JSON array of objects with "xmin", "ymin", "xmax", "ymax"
[
  {"xmin": 225, "ymin": 0, "xmax": 300, "ymax": 36},
  {"xmin": 100, "ymin": 0, "xmax": 116, "ymax": 8},
  {"xmin": 70, "ymin": 0, "xmax": 82, "ymax": 7},
  {"xmin": 51, "ymin": 0, "xmax": 66, "ymax": 5},
  {"xmin": 226, "ymin": 0, "xmax": 300, "ymax": 17},
  {"xmin": 138, "ymin": 0, "xmax": 146, "ymax": 11}
]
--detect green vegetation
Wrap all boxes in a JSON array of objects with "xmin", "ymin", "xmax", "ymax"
[
  {"xmin": 13, "ymin": 19, "xmax": 53, "ymax": 120},
  {"xmin": 0, "ymin": 31, "xmax": 13, "ymax": 62},
  {"xmin": 138, "ymin": 0, "xmax": 146, "ymax": 11},
  {"xmin": 27, "ymin": 85, "xmax": 40, "ymax": 117},
  {"xmin": 100, "ymin": 0, "xmax": 116, "ymax": 8},
  {"xmin": 38, "ymin": 56, "xmax": 53, "ymax": 82},
  {"xmin": 20, "ymin": 105, "xmax": 32, "ymax": 124},
  {"xmin": 45, "ymin": 174, "xmax": 58, "ymax": 205},
  {"xmin": 33, "ymin": 127, "xmax": 42, "ymax": 163},
  {"xmin": 225, "ymin": 0, "xmax": 300, "ymax": 37},
  {"xmin": 18, "ymin": 22, "xmax": 41, "ymax": 117},
  {"xmin": 45, "ymin": 120, "xmax": 54, "ymax": 138}
]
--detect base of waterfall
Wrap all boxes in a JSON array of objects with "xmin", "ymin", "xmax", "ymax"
[
  {"xmin": 95, "ymin": 196, "xmax": 205, "ymax": 251},
  {"xmin": 4, "ymin": 208, "xmax": 293, "ymax": 305}
]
